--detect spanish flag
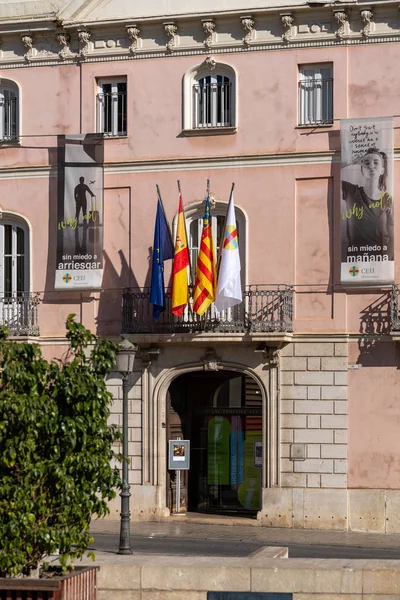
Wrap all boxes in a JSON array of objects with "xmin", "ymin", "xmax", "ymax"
[
  {"xmin": 193, "ymin": 196, "xmax": 217, "ymax": 315},
  {"xmin": 171, "ymin": 194, "xmax": 190, "ymax": 316}
]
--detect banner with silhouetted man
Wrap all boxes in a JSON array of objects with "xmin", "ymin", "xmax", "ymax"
[
  {"xmin": 56, "ymin": 134, "xmax": 104, "ymax": 289},
  {"xmin": 340, "ymin": 117, "xmax": 394, "ymax": 286}
]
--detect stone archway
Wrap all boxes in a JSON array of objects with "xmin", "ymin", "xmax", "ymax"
[{"xmin": 150, "ymin": 360, "xmax": 273, "ymax": 518}]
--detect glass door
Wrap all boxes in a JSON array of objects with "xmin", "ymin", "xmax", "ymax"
[{"xmin": 189, "ymin": 373, "xmax": 262, "ymax": 515}]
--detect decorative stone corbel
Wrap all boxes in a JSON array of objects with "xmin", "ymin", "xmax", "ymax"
[
  {"xmin": 255, "ymin": 343, "xmax": 280, "ymax": 368},
  {"xmin": 126, "ymin": 24, "xmax": 140, "ymax": 53},
  {"xmin": 204, "ymin": 55, "xmax": 216, "ymax": 70},
  {"xmin": 360, "ymin": 8, "xmax": 373, "ymax": 36},
  {"xmin": 201, "ymin": 348, "xmax": 222, "ymax": 371},
  {"xmin": 21, "ymin": 34, "xmax": 34, "ymax": 61},
  {"xmin": 333, "ymin": 10, "xmax": 347, "ymax": 39},
  {"xmin": 202, "ymin": 19, "xmax": 215, "ymax": 50},
  {"xmin": 164, "ymin": 22, "xmax": 177, "ymax": 53},
  {"xmin": 241, "ymin": 16, "xmax": 255, "ymax": 47},
  {"xmin": 78, "ymin": 29, "xmax": 91, "ymax": 58},
  {"xmin": 56, "ymin": 31, "xmax": 70, "ymax": 60},
  {"xmin": 139, "ymin": 346, "xmax": 162, "ymax": 368},
  {"xmin": 266, "ymin": 348, "xmax": 280, "ymax": 368},
  {"xmin": 281, "ymin": 13, "xmax": 294, "ymax": 43}
]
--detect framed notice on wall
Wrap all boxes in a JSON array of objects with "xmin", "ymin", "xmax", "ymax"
[{"xmin": 168, "ymin": 439, "xmax": 190, "ymax": 470}]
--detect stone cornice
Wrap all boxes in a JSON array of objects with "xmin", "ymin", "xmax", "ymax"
[{"xmin": 0, "ymin": 1, "xmax": 398, "ymax": 66}]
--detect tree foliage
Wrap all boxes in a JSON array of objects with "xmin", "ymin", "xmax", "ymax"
[{"xmin": 0, "ymin": 315, "xmax": 122, "ymax": 577}]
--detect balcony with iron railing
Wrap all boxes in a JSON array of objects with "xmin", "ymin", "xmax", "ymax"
[
  {"xmin": 391, "ymin": 285, "xmax": 400, "ymax": 332},
  {"xmin": 0, "ymin": 293, "xmax": 40, "ymax": 336},
  {"xmin": 122, "ymin": 285, "xmax": 293, "ymax": 336}
]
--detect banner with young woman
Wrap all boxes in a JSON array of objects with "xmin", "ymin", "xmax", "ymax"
[
  {"xmin": 340, "ymin": 117, "xmax": 394, "ymax": 286},
  {"xmin": 55, "ymin": 134, "xmax": 104, "ymax": 289}
]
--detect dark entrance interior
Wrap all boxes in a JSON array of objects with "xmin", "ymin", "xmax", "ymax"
[{"xmin": 167, "ymin": 370, "xmax": 263, "ymax": 516}]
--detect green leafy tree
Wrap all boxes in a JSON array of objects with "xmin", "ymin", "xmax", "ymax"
[{"xmin": 0, "ymin": 315, "xmax": 122, "ymax": 577}]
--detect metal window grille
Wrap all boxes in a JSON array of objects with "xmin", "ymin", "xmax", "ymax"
[
  {"xmin": 193, "ymin": 77, "xmax": 232, "ymax": 128},
  {"xmin": 299, "ymin": 77, "xmax": 333, "ymax": 125},
  {"xmin": 96, "ymin": 90, "xmax": 127, "ymax": 136},
  {"xmin": 0, "ymin": 96, "xmax": 17, "ymax": 140}
]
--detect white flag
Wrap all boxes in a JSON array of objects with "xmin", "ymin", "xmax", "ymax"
[{"xmin": 215, "ymin": 191, "xmax": 242, "ymax": 312}]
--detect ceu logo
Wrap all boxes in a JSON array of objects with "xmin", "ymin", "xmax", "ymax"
[
  {"xmin": 349, "ymin": 266, "xmax": 359, "ymax": 277},
  {"xmin": 63, "ymin": 273, "xmax": 72, "ymax": 284}
]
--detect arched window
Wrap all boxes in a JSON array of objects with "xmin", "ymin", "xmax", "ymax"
[
  {"xmin": 0, "ymin": 80, "xmax": 19, "ymax": 141},
  {"xmin": 183, "ymin": 61, "xmax": 237, "ymax": 132},
  {"xmin": 184, "ymin": 200, "xmax": 246, "ymax": 285}
]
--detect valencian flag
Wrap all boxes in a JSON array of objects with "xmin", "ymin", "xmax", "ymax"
[
  {"xmin": 193, "ymin": 195, "xmax": 217, "ymax": 315},
  {"xmin": 215, "ymin": 187, "xmax": 242, "ymax": 311},
  {"xmin": 171, "ymin": 191, "xmax": 190, "ymax": 316},
  {"xmin": 150, "ymin": 196, "xmax": 174, "ymax": 319}
]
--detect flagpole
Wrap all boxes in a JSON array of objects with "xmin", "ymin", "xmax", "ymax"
[
  {"xmin": 177, "ymin": 180, "xmax": 193, "ymax": 285},
  {"xmin": 216, "ymin": 182, "xmax": 235, "ymax": 273},
  {"xmin": 176, "ymin": 179, "xmax": 195, "ymax": 321},
  {"xmin": 156, "ymin": 184, "xmax": 173, "ymax": 240}
]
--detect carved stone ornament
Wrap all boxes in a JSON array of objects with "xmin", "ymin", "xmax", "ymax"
[
  {"xmin": 202, "ymin": 20, "xmax": 215, "ymax": 50},
  {"xmin": 21, "ymin": 34, "xmax": 34, "ymax": 61},
  {"xmin": 140, "ymin": 351, "xmax": 152, "ymax": 369},
  {"xmin": 204, "ymin": 55, "xmax": 216, "ymax": 70},
  {"xmin": 78, "ymin": 29, "xmax": 91, "ymax": 58},
  {"xmin": 56, "ymin": 31, "xmax": 70, "ymax": 60},
  {"xmin": 281, "ymin": 14, "xmax": 294, "ymax": 43},
  {"xmin": 241, "ymin": 16, "xmax": 255, "ymax": 47},
  {"xmin": 164, "ymin": 22, "xmax": 177, "ymax": 53},
  {"xmin": 360, "ymin": 9, "xmax": 373, "ymax": 36},
  {"xmin": 127, "ymin": 25, "xmax": 140, "ymax": 53},
  {"xmin": 334, "ymin": 10, "xmax": 347, "ymax": 39},
  {"xmin": 267, "ymin": 349, "xmax": 280, "ymax": 368},
  {"xmin": 201, "ymin": 348, "xmax": 222, "ymax": 371}
]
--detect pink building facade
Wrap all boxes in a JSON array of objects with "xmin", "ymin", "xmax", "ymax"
[{"xmin": 1, "ymin": 0, "xmax": 400, "ymax": 531}]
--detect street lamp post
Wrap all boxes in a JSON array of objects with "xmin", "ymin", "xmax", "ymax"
[{"xmin": 116, "ymin": 337, "xmax": 137, "ymax": 555}]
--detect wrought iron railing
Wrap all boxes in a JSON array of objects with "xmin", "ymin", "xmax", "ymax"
[
  {"xmin": 122, "ymin": 285, "xmax": 293, "ymax": 334},
  {"xmin": 391, "ymin": 284, "xmax": 400, "ymax": 331},
  {"xmin": 0, "ymin": 293, "xmax": 40, "ymax": 336}
]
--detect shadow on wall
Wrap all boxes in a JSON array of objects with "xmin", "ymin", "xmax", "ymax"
[
  {"xmin": 357, "ymin": 291, "xmax": 397, "ymax": 366},
  {"xmin": 96, "ymin": 249, "xmax": 139, "ymax": 336}
]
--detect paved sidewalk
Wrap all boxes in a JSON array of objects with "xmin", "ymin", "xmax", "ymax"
[{"xmin": 90, "ymin": 514, "xmax": 400, "ymax": 555}]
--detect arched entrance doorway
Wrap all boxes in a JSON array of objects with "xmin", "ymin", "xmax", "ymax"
[{"xmin": 166, "ymin": 370, "xmax": 263, "ymax": 517}]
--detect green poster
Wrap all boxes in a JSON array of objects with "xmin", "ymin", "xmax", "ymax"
[
  {"xmin": 208, "ymin": 416, "xmax": 231, "ymax": 485},
  {"xmin": 238, "ymin": 431, "xmax": 262, "ymax": 510}
]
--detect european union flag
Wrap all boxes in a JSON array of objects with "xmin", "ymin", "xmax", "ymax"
[{"xmin": 150, "ymin": 198, "xmax": 174, "ymax": 320}]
